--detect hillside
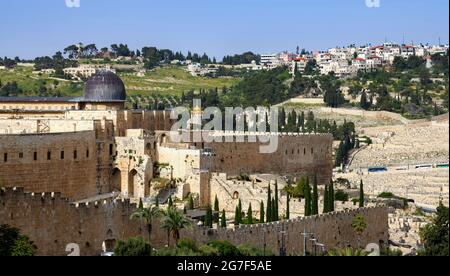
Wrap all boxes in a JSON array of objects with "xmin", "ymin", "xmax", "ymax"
[{"xmin": 0, "ymin": 65, "xmax": 240, "ymax": 100}]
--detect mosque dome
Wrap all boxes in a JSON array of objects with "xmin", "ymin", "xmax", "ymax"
[{"xmin": 83, "ymin": 70, "xmax": 126, "ymax": 102}]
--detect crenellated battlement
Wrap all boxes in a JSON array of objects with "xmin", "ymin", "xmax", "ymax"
[{"xmin": 230, "ymin": 206, "xmax": 388, "ymax": 233}]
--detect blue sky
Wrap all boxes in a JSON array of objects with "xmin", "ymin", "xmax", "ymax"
[{"xmin": 0, "ymin": 0, "xmax": 448, "ymax": 59}]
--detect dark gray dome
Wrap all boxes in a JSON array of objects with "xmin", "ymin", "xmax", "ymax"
[{"xmin": 84, "ymin": 70, "xmax": 126, "ymax": 102}]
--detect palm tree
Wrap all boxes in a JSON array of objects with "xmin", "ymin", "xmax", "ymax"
[
  {"xmin": 130, "ymin": 204, "xmax": 162, "ymax": 244},
  {"xmin": 161, "ymin": 206, "xmax": 192, "ymax": 246},
  {"xmin": 351, "ymin": 215, "xmax": 367, "ymax": 248}
]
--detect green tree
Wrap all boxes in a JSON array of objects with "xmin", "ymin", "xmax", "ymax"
[
  {"xmin": 267, "ymin": 184, "xmax": 272, "ymax": 222},
  {"xmin": 260, "ymin": 201, "xmax": 265, "ymax": 223},
  {"xmin": 360, "ymin": 91, "xmax": 371, "ymax": 110},
  {"xmin": 188, "ymin": 195, "xmax": 194, "ymax": 210},
  {"xmin": 0, "ymin": 225, "xmax": 36, "ymax": 257},
  {"xmin": 286, "ymin": 193, "xmax": 290, "ymax": 219},
  {"xmin": 10, "ymin": 236, "xmax": 36, "ymax": 256},
  {"xmin": 168, "ymin": 196, "xmax": 173, "ymax": 208},
  {"xmin": 161, "ymin": 206, "xmax": 192, "ymax": 246},
  {"xmin": 359, "ymin": 180, "xmax": 365, "ymax": 208},
  {"xmin": 420, "ymin": 203, "xmax": 449, "ymax": 256},
  {"xmin": 221, "ymin": 210, "xmax": 227, "ymax": 228},
  {"xmin": 311, "ymin": 176, "xmax": 319, "ymax": 215},
  {"xmin": 304, "ymin": 177, "xmax": 312, "ymax": 216},
  {"xmin": 352, "ymin": 215, "xmax": 367, "ymax": 235},
  {"xmin": 323, "ymin": 184, "xmax": 329, "ymax": 213},
  {"xmin": 329, "ymin": 180, "xmax": 335, "ymax": 212},
  {"xmin": 247, "ymin": 203, "xmax": 253, "ymax": 224},
  {"xmin": 238, "ymin": 199, "xmax": 242, "ymax": 224},
  {"xmin": 214, "ymin": 195, "xmax": 220, "ymax": 224},
  {"xmin": 205, "ymin": 206, "xmax": 213, "ymax": 229},
  {"xmin": 130, "ymin": 204, "xmax": 162, "ymax": 244},
  {"xmin": 114, "ymin": 237, "xmax": 152, "ymax": 256},
  {"xmin": 234, "ymin": 206, "xmax": 240, "ymax": 226},
  {"xmin": 274, "ymin": 181, "xmax": 279, "ymax": 221}
]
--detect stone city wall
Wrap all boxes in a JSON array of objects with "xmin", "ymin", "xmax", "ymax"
[
  {"xmin": 0, "ymin": 186, "xmax": 388, "ymax": 256},
  {"xmin": 0, "ymin": 131, "xmax": 98, "ymax": 200},
  {"xmin": 206, "ymin": 133, "xmax": 334, "ymax": 185},
  {"xmin": 0, "ymin": 187, "xmax": 142, "ymax": 256}
]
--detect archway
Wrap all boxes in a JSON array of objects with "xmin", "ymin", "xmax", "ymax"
[
  {"xmin": 233, "ymin": 191, "xmax": 240, "ymax": 200},
  {"xmin": 111, "ymin": 168, "xmax": 122, "ymax": 192},
  {"xmin": 103, "ymin": 229, "xmax": 116, "ymax": 253},
  {"xmin": 128, "ymin": 169, "xmax": 138, "ymax": 198}
]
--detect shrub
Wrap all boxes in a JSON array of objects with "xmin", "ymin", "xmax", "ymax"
[
  {"xmin": 335, "ymin": 190, "xmax": 349, "ymax": 202},
  {"xmin": 114, "ymin": 237, "xmax": 152, "ymax": 256}
]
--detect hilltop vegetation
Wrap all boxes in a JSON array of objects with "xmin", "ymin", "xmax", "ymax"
[{"xmin": 0, "ymin": 65, "xmax": 239, "ymax": 100}]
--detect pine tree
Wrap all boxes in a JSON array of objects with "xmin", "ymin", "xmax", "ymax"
[
  {"xmin": 323, "ymin": 184, "xmax": 329, "ymax": 213},
  {"xmin": 260, "ymin": 201, "xmax": 265, "ymax": 223},
  {"xmin": 247, "ymin": 203, "xmax": 253, "ymax": 225},
  {"xmin": 359, "ymin": 180, "xmax": 365, "ymax": 208},
  {"xmin": 286, "ymin": 193, "xmax": 290, "ymax": 219},
  {"xmin": 329, "ymin": 180, "xmax": 335, "ymax": 212},
  {"xmin": 221, "ymin": 210, "xmax": 227, "ymax": 228},
  {"xmin": 312, "ymin": 176, "xmax": 319, "ymax": 215},
  {"xmin": 214, "ymin": 195, "xmax": 220, "ymax": 223},
  {"xmin": 267, "ymin": 184, "xmax": 272, "ymax": 222},
  {"xmin": 274, "ymin": 181, "xmax": 279, "ymax": 221}
]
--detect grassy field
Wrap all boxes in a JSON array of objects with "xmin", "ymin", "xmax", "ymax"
[
  {"xmin": 0, "ymin": 65, "xmax": 240, "ymax": 99},
  {"xmin": 0, "ymin": 66, "xmax": 84, "ymax": 97},
  {"xmin": 121, "ymin": 65, "xmax": 240, "ymax": 97}
]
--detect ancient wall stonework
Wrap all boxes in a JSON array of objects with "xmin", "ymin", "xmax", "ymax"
[
  {"xmin": 0, "ymin": 187, "xmax": 142, "ymax": 256},
  {"xmin": 0, "ymin": 131, "xmax": 98, "ymax": 201},
  {"xmin": 0, "ymin": 187, "xmax": 388, "ymax": 256}
]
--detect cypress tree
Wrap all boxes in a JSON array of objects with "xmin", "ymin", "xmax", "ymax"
[
  {"xmin": 205, "ymin": 206, "xmax": 213, "ymax": 228},
  {"xmin": 329, "ymin": 180, "xmax": 335, "ymax": 212},
  {"xmin": 247, "ymin": 203, "xmax": 253, "ymax": 225},
  {"xmin": 183, "ymin": 206, "xmax": 187, "ymax": 214},
  {"xmin": 188, "ymin": 195, "xmax": 194, "ymax": 210},
  {"xmin": 168, "ymin": 196, "xmax": 173, "ymax": 208},
  {"xmin": 274, "ymin": 181, "xmax": 279, "ymax": 221},
  {"xmin": 304, "ymin": 177, "xmax": 312, "ymax": 216},
  {"xmin": 221, "ymin": 210, "xmax": 227, "ymax": 228},
  {"xmin": 359, "ymin": 180, "xmax": 365, "ymax": 208},
  {"xmin": 238, "ymin": 199, "xmax": 242, "ymax": 223},
  {"xmin": 214, "ymin": 195, "xmax": 220, "ymax": 223},
  {"xmin": 260, "ymin": 201, "xmax": 265, "ymax": 223},
  {"xmin": 272, "ymin": 198, "xmax": 277, "ymax": 221},
  {"xmin": 138, "ymin": 198, "xmax": 144, "ymax": 209},
  {"xmin": 155, "ymin": 195, "xmax": 159, "ymax": 207},
  {"xmin": 267, "ymin": 184, "xmax": 272, "ymax": 222},
  {"xmin": 323, "ymin": 184, "xmax": 329, "ymax": 213},
  {"xmin": 286, "ymin": 193, "xmax": 290, "ymax": 219},
  {"xmin": 312, "ymin": 176, "xmax": 319, "ymax": 215},
  {"xmin": 234, "ymin": 206, "xmax": 240, "ymax": 226}
]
